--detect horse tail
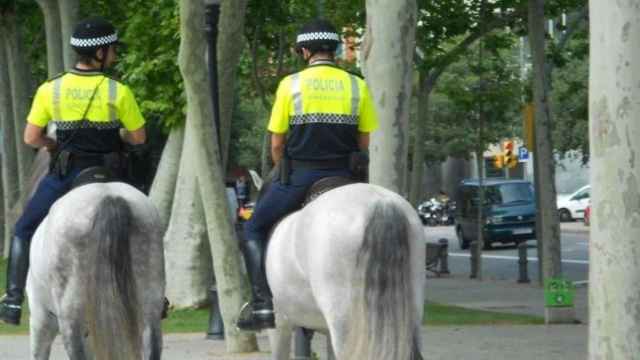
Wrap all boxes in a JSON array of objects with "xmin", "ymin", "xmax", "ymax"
[
  {"xmin": 345, "ymin": 200, "xmax": 423, "ymax": 360},
  {"xmin": 86, "ymin": 195, "xmax": 142, "ymax": 360}
]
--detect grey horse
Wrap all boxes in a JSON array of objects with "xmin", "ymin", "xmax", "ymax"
[
  {"xmin": 266, "ymin": 183, "xmax": 426, "ymax": 360},
  {"xmin": 26, "ymin": 182, "xmax": 166, "ymax": 360}
]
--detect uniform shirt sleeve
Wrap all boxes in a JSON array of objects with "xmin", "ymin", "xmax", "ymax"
[
  {"xmin": 267, "ymin": 77, "xmax": 291, "ymax": 134},
  {"xmin": 117, "ymin": 84, "xmax": 145, "ymax": 131},
  {"xmin": 26, "ymin": 82, "xmax": 53, "ymax": 127},
  {"xmin": 358, "ymin": 81, "xmax": 379, "ymax": 133}
]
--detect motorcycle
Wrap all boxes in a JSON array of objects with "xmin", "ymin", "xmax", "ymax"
[{"xmin": 417, "ymin": 198, "xmax": 456, "ymax": 226}]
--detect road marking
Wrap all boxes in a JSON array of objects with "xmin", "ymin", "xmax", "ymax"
[{"xmin": 449, "ymin": 253, "xmax": 589, "ymax": 265}]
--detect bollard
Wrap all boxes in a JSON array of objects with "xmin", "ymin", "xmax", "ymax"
[
  {"xmin": 438, "ymin": 238, "xmax": 450, "ymax": 275},
  {"xmin": 517, "ymin": 241, "xmax": 531, "ymax": 283},
  {"xmin": 206, "ymin": 286, "xmax": 225, "ymax": 340},
  {"xmin": 470, "ymin": 241, "xmax": 479, "ymax": 279},
  {"xmin": 293, "ymin": 327, "xmax": 314, "ymax": 359}
]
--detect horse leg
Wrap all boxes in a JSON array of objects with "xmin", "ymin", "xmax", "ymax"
[
  {"xmin": 56, "ymin": 289, "xmax": 90, "ymax": 360},
  {"xmin": 324, "ymin": 316, "xmax": 351, "ymax": 360},
  {"xmin": 268, "ymin": 322, "xmax": 293, "ymax": 360},
  {"xmin": 142, "ymin": 317, "xmax": 163, "ymax": 360},
  {"xmin": 28, "ymin": 300, "xmax": 58, "ymax": 360}
]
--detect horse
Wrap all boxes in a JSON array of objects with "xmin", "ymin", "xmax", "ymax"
[
  {"xmin": 26, "ymin": 182, "xmax": 166, "ymax": 360},
  {"xmin": 265, "ymin": 183, "xmax": 426, "ymax": 360}
]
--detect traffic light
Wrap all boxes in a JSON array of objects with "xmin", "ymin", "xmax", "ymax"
[
  {"xmin": 502, "ymin": 140, "xmax": 518, "ymax": 168},
  {"xmin": 493, "ymin": 154, "xmax": 504, "ymax": 169}
]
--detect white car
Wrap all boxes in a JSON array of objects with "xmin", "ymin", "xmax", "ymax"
[{"xmin": 557, "ymin": 185, "xmax": 590, "ymax": 222}]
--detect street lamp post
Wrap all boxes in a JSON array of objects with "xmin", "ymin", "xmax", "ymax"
[
  {"xmin": 203, "ymin": 0, "xmax": 224, "ymax": 340},
  {"xmin": 205, "ymin": 0, "xmax": 222, "ymax": 158}
]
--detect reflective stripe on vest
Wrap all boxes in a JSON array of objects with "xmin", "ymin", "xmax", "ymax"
[
  {"xmin": 52, "ymin": 77, "xmax": 63, "ymax": 121},
  {"xmin": 108, "ymin": 78, "xmax": 118, "ymax": 121}
]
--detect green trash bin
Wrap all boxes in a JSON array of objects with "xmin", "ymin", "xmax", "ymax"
[{"xmin": 544, "ymin": 278, "xmax": 575, "ymax": 307}]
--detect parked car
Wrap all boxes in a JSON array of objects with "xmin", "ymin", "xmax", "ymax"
[
  {"xmin": 557, "ymin": 185, "xmax": 590, "ymax": 222},
  {"xmin": 583, "ymin": 204, "xmax": 591, "ymax": 226},
  {"xmin": 455, "ymin": 179, "xmax": 536, "ymax": 250}
]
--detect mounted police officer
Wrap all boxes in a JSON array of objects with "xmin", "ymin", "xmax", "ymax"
[
  {"xmin": 0, "ymin": 17, "xmax": 146, "ymax": 325},
  {"xmin": 236, "ymin": 19, "xmax": 379, "ymax": 331}
]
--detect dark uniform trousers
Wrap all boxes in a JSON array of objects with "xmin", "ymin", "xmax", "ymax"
[
  {"xmin": 241, "ymin": 167, "xmax": 351, "ymax": 302},
  {"xmin": 15, "ymin": 168, "xmax": 82, "ymax": 241}
]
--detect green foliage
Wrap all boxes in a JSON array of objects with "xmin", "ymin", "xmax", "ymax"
[
  {"xmin": 426, "ymin": 35, "xmax": 522, "ymax": 162},
  {"xmin": 551, "ymin": 26, "xmax": 589, "ymax": 163},
  {"xmin": 98, "ymin": 0, "xmax": 183, "ymax": 132}
]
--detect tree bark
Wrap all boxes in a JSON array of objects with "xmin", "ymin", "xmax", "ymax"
[
  {"xmin": 218, "ymin": 0, "xmax": 248, "ymax": 169},
  {"xmin": 589, "ymin": 2, "xmax": 640, "ymax": 358},
  {"xmin": 529, "ymin": 0, "xmax": 568, "ymax": 322},
  {"xmin": 3, "ymin": 10, "xmax": 35, "ymax": 194},
  {"xmin": 0, "ymin": 167, "xmax": 4, "ymax": 255},
  {"xmin": 36, "ymin": 0, "xmax": 65, "ymax": 77},
  {"xmin": 409, "ymin": 77, "xmax": 432, "ymax": 205},
  {"xmin": 0, "ymin": 38, "xmax": 18, "ymax": 256},
  {"xmin": 178, "ymin": 0, "xmax": 256, "ymax": 351},
  {"xmin": 57, "ymin": 0, "xmax": 79, "ymax": 70},
  {"xmin": 162, "ymin": 127, "xmax": 212, "ymax": 307},
  {"xmin": 363, "ymin": 0, "xmax": 417, "ymax": 194},
  {"xmin": 150, "ymin": 126, "xmax": 185, "ymax": 231}
]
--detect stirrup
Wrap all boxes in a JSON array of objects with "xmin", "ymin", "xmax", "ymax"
[
  {"xmin": 0, "ymin": 298, "xmax": 22, "ymax": 326},
  {"xmin": 236, "ymin": 302, "xmax": 275, "ymax": 331}
]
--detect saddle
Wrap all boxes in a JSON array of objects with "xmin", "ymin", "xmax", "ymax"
[
  {"xmin": 71, "ymin": 166, "xmax": 116, "ymax": 189},
  {"xmin": 302, "ymin": 176, "xmax": 356, "ymax": 206}
]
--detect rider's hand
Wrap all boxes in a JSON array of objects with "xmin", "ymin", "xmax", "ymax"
[{"xmin": 44, "ymin": 140, "xmax": 57, "ymax": 153}]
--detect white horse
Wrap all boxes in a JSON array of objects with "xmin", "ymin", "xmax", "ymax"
[
  {"xmin": 266, "ymin": 183, "xmax": 425, "ymax": 360},
  {"xmin": 26, "ymin": 182, "xmax": 166, "ymax": 360}
]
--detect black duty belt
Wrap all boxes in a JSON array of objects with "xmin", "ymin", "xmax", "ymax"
[
  {"xmin": 291, "ymin": 157, "xmax": 349, "ymax": 170},
  {"xmin": 71, "ymin": 152, "xmax": 115, "ymax": 169}
]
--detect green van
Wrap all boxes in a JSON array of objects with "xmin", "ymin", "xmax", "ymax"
[{"xmin": 455, "ymin": 179, "xmax": 536, "ymax": 250}]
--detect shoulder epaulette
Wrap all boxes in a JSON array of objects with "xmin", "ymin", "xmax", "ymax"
[
  {"xmin": 47, "ymin": 72, "xmax": 66, "ymax": 82},
  {"xmin": 345, "ymin": 69, "xmax": 365, "ymax": 79},
  {"xmin": 103, "ymin": 73, "xmax": 121, "ymax": 82}
]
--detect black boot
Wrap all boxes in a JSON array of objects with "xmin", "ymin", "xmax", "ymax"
[
  {"xmin": 0, "ymin": 236, "xmax": 30, "ymax": 325},
  {"xmin": 236, "ymin": 236, "xmax": 275, "ymax": 331}
]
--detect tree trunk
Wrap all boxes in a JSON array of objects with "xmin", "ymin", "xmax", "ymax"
[
  {"xmin": 0, "ymin": 40, "xmax": 18, "ymax": 257},
  {"xmin": 162, "ymin": 127, "xmax": 213, "ymax": 307},
  {"xmin": 409, "ymin": 78, "xmax": 432, "ymax": 205},
  {"xmin": 36, "ymin": 0, "xmax": 65, "ymax": 76},
  {"xmin": 423, "ymin": 161, "xmax": 442, "ymax": 199},
  {"xmin": 529, "ymin": 0, "xmax": 570, "ymax": 323},
  {"xmin": 150, "ymin": 126, "xmax": 185, "ymax": 231},
  {"xmin": 0, "ymin": 167, "xmax": 4, "ymax": 255},
  {"xmin": 3, "ymin": 10, "xmax": 35, "ymax": 195},
  {"xmin": 218, "ymin": 0, "xmax": 248, "ymax": 169},
  {"xmin": 363, "ymin": 0, "xmax": 417, "ymax": 195},
  {"xmin": 178, "ymin": 0, "xmax": 257, "ymax": 351},
  {"xmin": 57, "ymin": 0, "xmax": 79, "ymax": 70},
  {"xmin": 589, "ymin": 2, "xmax": 640, "ymax": 358}
]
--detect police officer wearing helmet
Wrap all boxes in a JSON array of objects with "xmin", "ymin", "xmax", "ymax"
[
  {"xmin": 0, "ymin": 17, "xmax": 146, "ymax": 325},
  {"xmin": 237, "ymin": 19, "xmax": 378, "ymax": 331}
]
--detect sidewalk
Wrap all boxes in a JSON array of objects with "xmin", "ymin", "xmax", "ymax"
[{"xmin": 0, "ymin": 274, "xmax": 588, "ymax": 359}]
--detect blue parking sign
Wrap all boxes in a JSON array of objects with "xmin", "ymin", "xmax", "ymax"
[{"xmin": 518, "ymin": 147, "xmax": 529, "ymax": 161}]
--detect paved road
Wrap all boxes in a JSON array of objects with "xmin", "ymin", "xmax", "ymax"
[
  {"xmin": 0, "ymin": 325, "xmax": 588, "ymax": 360},
  {"xmin": 425, "ymin": 222, "xmax": 589, "ymax": 282}
]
